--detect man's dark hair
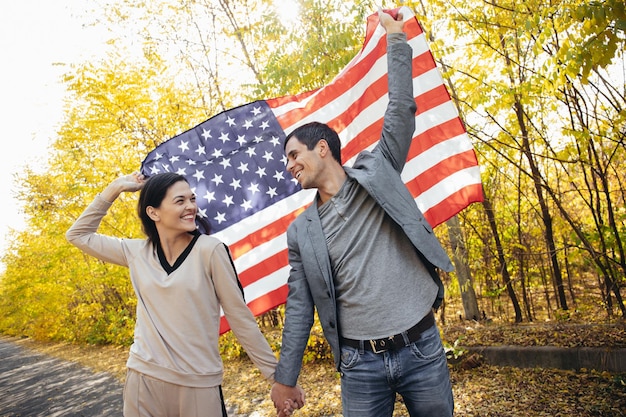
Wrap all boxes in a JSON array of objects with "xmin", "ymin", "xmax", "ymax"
[{"xmin": 284, "ymin": 122, "xmax": 342, "ymax": 164}]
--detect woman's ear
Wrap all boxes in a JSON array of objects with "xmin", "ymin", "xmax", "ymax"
[{"xmin": 146, "ymin": 206, "xmax": 159, "ymax": 222}]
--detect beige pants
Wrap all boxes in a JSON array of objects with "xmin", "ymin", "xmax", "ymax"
[{"xmin": 123, "ymin": 369, "xmax": 226, "ymax": 417}]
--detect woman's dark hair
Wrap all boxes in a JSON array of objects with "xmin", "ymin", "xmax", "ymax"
[
  {"xmin": 138, "ymin": 172, "xmax": 202, "ymax": 246},
  {"xmin": 284, "ymin": 122, "xmax": 342, "ymax": 164}
]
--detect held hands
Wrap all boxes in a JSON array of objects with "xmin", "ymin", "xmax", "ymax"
[
  {"xmin": 271, "ymin": 382, "xmax": 305, "ymax": 416},
  {"xmin": 378, "ymin": 7, "xmax": 405, "ymax": 34},
  {"xmin": 277, "ymin": 399, "xmax": 299, "ymax": 417}
]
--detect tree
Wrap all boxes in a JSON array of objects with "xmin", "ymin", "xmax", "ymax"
[
  {"xmin": 447, "ymin": 215, "xmax": 482, "ymax": 320},
  {"xmin": 0, "ymin": 50, "xmax": 205, "ymax": 342},
  {"xmin": 423, "ymin": 0, "xmax": 625, "ymax": 319}
]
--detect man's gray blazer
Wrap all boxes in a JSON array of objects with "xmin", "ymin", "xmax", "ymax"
[{"xmin": 274, "ymin": 34, "xmax": 454, "ymax": 387}]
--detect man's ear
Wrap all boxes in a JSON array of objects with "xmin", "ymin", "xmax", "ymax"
[
  {"xmin": 318, "ymin": 139, "xmax": 330, "ymax": 157},
  {"xmin": 146, "ymin": 206, "xmax": 159, "ymax": 222}
]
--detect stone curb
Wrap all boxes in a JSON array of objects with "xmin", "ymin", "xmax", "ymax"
[{"xmin": 465, "ymin": 346, "xmax": 626, "ymax": 373}]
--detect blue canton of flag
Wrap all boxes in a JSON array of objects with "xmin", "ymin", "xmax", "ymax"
[{"xmin": 140, "ymin": 101, "xmax": 301, "ymax": 234}]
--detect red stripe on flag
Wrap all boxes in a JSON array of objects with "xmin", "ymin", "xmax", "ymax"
[
  {"xmin": 270, "ymin": 35, "xmax": 388, "ymax": 130},
  {"xmin": 408, "ymin": 119, "xmax": 468, "ymax": 158},
  {"xmin": 413, "ymin": 51, "xmax": 438, "ymax": 76},
  {"xmin": 423, "ymin": 183, "xmax": 484, "ymax": 226},
  {"xmin": 341, "ymin": 118, "xmax": 384, "ymax": 162},
  {"xmin": 405, "ymin": 149, "xmax": 481, "ymax": 198},
  {"xmin": 415, "ymin": 84, "xmax": 451, "ymax": 116},
  {"xmin": 238, "ymin": 249, "xmax": 288, "ymax": 287},
  {"xmin": 248, "ymin": 285, "xmax": 289, "ymax": 316},
  {"xmin": 267, "ymin": 89, "xmax": 318, "ymax": 108},
  {"xmin": 327, "ymin": 73, "xmax": 388, "ymax": 135},
  {"xmin": 219, "ymin": 316, "xmax": 228, "ymax": 335},
  {"xmin": 228, "ymin": 206, "xmax": 307, "ymax": 259}
]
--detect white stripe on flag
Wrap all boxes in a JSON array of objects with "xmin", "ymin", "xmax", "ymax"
[
  {"xmin": 243, "ymin": 265, "xmax": 290, "ymax": 303},
  {"xmin": 402, "ymin": 133, "xmax": 478, "ymax": 182},
  {"xmin": 415, "ymin": 166, "xmax": 483, "ymax": 213}
]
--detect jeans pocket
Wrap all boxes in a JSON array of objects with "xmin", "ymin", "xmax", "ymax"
[
  {"xmin": 409, "ymin": 325, "xmax": 444, "ymax": 361},
  {"xmin": 339, "ymin": 345, "xmax": 361, "ymax": 370}
]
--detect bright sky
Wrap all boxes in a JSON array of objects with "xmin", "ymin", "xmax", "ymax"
[{"xmin": 0, "ymin": 1, "xmax": 108, "ymax": 265}]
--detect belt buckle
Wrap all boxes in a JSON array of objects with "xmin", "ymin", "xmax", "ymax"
[{"xmin": 369, "ymin": 339, "xmax": 388, "ymax": 353}]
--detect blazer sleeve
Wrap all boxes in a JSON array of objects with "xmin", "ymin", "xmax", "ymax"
[
  {"xmin": 273, "ymin": 222, "xmax": 316, "ymax": 387},
  {"xmin": 372, "ymin": 32, "xmax": 416, "ymax": 173}
]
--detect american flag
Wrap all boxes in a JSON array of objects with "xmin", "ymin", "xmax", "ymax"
[{"xmin": 140, "ymin": 6, "xmax": 483, "ymax": 333}]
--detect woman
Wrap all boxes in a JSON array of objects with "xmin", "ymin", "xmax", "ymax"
[{"xmin": 66, "ymin": 171, "xmax": 301, "ymax": 416}]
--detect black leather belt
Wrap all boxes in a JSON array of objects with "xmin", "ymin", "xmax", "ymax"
[{"xmin": 340, "ymin": 311, "xmax": 435, "ymax": 353}]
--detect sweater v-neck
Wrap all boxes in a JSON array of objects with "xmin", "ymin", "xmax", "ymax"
[{"xmin": 156, "ymin": 231, "xmax": 201, "ymax": 275}]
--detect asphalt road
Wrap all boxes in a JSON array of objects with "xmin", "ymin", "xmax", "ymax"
[
  {"xmin": 0, "ymin": 337, "xmax": 257, "ymax": 417},
  {"xmin": 0, "ymin": 336, "xmax": 123, "ymax": 417}
]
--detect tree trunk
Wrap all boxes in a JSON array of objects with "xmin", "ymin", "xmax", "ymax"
[
  {"xmin": 496, "ymin": 31, "xmax": 569, "ymax": 312},
  {"xmin": 512, "ymin": 99, "xmax": 569, "ymax": 312},
  {"xmin": 482, "ymin": 188, "xmax": 523, "ymax": 322},
  {"xmin": 446, "ymin": 215, "xmax": 481, "ymax": 321}
]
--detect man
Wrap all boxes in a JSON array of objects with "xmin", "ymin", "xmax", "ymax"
[{"xmin": 270, "ymin": 8, "xmax": 454, "ymax": 417}]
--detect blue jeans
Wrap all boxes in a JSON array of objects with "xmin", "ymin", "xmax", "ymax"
[{"xmin": 339, "ymin": 323, "xmax": 454, "ymax": 417}]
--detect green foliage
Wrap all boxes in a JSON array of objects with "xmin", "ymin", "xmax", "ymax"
[
  {"xmin": 561, "ymin": 0, "xmax": 626, "ymax": 83},
  {"xmin": 443, "ymin": 336, "xmax": 467, "ymax": 361},
  {"xmin": 554, "ymin": 308, "xmax": 572, "ymax": 322},
  {"xmin": 219, "ymin": 330, "xmax": 249, "ymax": 360},
  {"xmin": 301, "ymin": 313, "xmax": 333, "ymax": 364},
  {"xmin": 218, "ymin": 309, "xmax": 333, "ymax": 364},
  {"xmin": 251, "ymin": 0, "xmax": 372, "ymax": 98}
]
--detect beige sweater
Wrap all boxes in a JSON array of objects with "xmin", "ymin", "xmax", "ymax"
[{"xmin": 66, "ymin": 195, "xmax": 277, "ymax": 387}]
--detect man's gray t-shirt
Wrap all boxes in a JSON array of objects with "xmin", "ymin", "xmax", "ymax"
[{"xmin": 318, "ymin": 176, "xmax": 437, "ymax": 340}]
